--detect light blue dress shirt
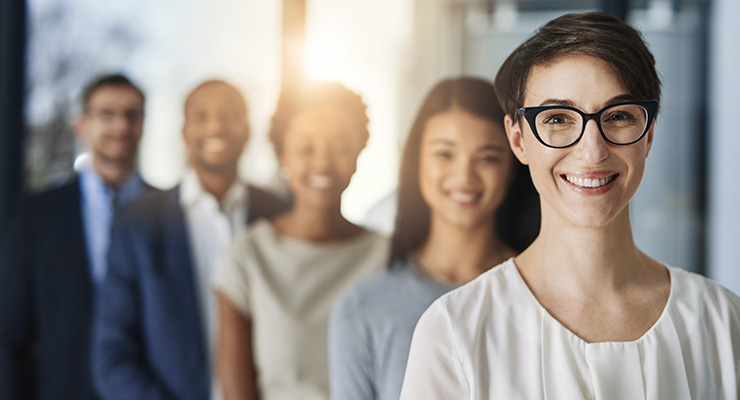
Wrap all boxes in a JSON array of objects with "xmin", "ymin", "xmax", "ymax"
[{"xmin": 79, "ymin": 167, "xmax": 145, "ymax": 284}]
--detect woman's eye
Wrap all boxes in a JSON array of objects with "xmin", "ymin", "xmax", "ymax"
[
  {"xmin": 607, "ymin": 111, "xmax": 635, "ymax": 121},
  {"xmin": 434, "ymin": 150, "xmax": 453, "ymax": 160},
  {"xmin": 480, "ymin": 154, "xmax": 501, "ymax": 163},
  {"xmin": 543, "ymin": 114, "xmax": 569, "ymax": 124}
]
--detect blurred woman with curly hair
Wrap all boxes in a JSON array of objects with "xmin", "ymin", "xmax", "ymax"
[{"xmin": 214, "ymin": 81, "xmax": 389, "ymax": 400}]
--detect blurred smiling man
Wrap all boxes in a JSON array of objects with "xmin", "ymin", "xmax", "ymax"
[
  {"xmin": 91, "ymin": 80, "xmax": 289, "ymax": 400},
  {"xmin": 0, "ymin": 73, "xmax": 154, "ymax": 400},
  {"xmin": 76, "ymin": 74, "xmax": 145, "ymax": 190}
]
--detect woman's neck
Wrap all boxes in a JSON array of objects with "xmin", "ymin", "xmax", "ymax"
[
  {"xmin": 414, "ymin": 219, "xmax": 514, "ymax": 285},
  {"xmin": 516, "ymin": 203, "xmax": 660, "ymax": 298},
  {"xmin": 514, "ymin": 203, "xmax": 670, "ymax": 343},
  {"xmin": 273, "ymin": 202, "xmax": 362, "ymax": 242}
]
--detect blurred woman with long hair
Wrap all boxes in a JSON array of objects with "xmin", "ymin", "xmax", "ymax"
[{"xmin": 329, "ymin": 77, "xmax": 539, "ymax": 400}]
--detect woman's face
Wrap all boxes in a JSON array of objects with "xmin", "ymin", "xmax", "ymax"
[
  {"xmin": 279, "ymin": 104, "xmax": 364, "ymax": 211},
  {"xmin": 418, "ymin": 107, "xmax": 513, "ymax": 231},
  {"xmin": 505, "ymin": 54, "xmax": 654, "ymax": 229}
]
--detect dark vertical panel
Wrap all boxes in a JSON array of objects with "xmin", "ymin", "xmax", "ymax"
[
  {"xmin": 0, "ymin": 0, "xmax": 27, "ymax": 231},
  {"xmin": 281, "ymin": 0, "xmax": 306, "ymax": 92},
  {"xmin": 695, "ymin": 5, "xmax": 711, "ymax": 276},
  {"xmin": 599, "ymin": 0, "xmax": 629, "ymax": 20}
]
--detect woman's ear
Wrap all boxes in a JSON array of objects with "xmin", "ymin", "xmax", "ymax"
[
  {"xmin": 644, "ymin": 120, "xmax": 656, "ymax": 158},
  {"xmin": 505, "ymin": 114, "xmax": 529, "ymax": 165}
]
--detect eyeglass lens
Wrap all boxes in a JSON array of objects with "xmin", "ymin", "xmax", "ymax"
[{"xmin": 535, "ymin": 103, "xmax": 648, "ymax": 147}]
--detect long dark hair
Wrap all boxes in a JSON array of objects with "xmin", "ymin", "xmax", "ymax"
[{"xmin": 389, "ymin": 77, "xmax": 540, "ymax": 265}]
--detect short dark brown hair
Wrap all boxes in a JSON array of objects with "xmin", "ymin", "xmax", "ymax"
[
  {"xmin": 81, "ymin": 73, "xmax": 145, "ymax": 112},
  {"xmin": 493, "ymin": 12, "xmax": 661, "ymax": 120},
  {"xmin": 268, "ymin": 81, "xmax": 369, "ymax": 155}
]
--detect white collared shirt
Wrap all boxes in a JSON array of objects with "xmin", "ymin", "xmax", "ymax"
[{"xmin": 180, "ymin": 169, "xmax": 249, "ymax": 400}]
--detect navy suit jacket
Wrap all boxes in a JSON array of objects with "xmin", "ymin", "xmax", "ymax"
[
  {"xmin": 0, "ymin": 178, "xmax": 156, "ymax": 400},
  {"xmin": 92, "ymin": 185, "xmax": 289, "ymax": 400}
]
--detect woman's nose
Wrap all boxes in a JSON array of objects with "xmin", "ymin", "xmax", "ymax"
[{"xmin": 572, "ymin": 119, "xmax": 609, "ymax": 163}]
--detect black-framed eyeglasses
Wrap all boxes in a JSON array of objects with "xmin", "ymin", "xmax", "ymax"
[{"xmin": 519, "ymin": 100, "xmax": 658, "ymax": 149}]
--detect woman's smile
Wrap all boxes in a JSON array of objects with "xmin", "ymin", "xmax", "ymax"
[
  {"xmin": 445, "ymin": 189, "xmax": 483, "ymax": 206},
  {"xmin": 560, "ymin": 172, "xmax": 619, "ymax": 194}
]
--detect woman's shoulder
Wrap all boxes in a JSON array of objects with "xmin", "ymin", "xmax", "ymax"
[
  {"xmin": 244, "ymin": 217, "xmax": 276, "ymax": 236},
  {"xmin": 408, "ymin": 261, "xmax": 526, "ymax": 366},
  {"xmin": 312, "ymin": 228, "xmax": 390, "ymax": 267},
  {"xmin": 431, "ymin": 258, "xmax": 522, "ymax": 321},
  {"xmin": 333, "ymin": 269, "xmax": 397, "ymax": 323},
  {"xmin": 668, "ymin": 266, "xmax": 740, "ymax": 317},
  {"xmin": 246, "ymin": 220, "xmax": 387, "ymax": 251},
  {"xmin": 226, "ymin": 218, "xmax": 276, "ymax": 252},
  {"xmin": 357, "ymin": 229, "xmax": 391, "ymax": 250},
  {"xmin": 230, "ymin": 217, "xmax": 273, "ymax": 241},
  {"xmin": 335, "ymin": 257, "xmax": 457, "ymax": 321},
  {"xmin": 336, "ymin": 261, "xmax": 417, "ymax": 309},
  {"xmin": 339, "ymin": 268, "xmax": 396, "ymax": 302}
]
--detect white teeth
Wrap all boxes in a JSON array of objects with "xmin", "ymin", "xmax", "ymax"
[
  {"xmin": 308, "ymin": 174, "xmax": 332, "ymax": 188},
  {"xmin": 448, "ymin": 191, "xmax": 478, "ymax": 203},
  {"xmin": 565, "ymin": 175, "xmax": 614, "ymax": 188}
]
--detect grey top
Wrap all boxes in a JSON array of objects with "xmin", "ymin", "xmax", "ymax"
[{"xmin": 329, "ymin": 258, "xmax": 456, "ymax": 400}]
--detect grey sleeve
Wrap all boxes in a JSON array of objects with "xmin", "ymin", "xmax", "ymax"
[
  {"xmin": 328, "ymin": 291, "xmax": 376, "ymax": 400},
  {"xmin": 212, "ymin": 237, "xmax": 253, "ymax": 318}
]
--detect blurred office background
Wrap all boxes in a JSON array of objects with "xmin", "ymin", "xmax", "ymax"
[{"xmin": 1, "ymin": 0, "xmax": 739, "ymax": 291}]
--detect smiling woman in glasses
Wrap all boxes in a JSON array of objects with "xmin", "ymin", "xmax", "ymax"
[{"xmin": 399, "ymin": 12, "xmax": 740, "ymax": 400}]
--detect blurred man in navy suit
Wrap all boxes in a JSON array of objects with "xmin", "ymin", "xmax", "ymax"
[
  {"xmin": 92, "ymin": 80, "xmax": 289, "ymax": 400},
  {"xmin": 0, "ymin": 74, "xmax": 154, "ymax": 400}
]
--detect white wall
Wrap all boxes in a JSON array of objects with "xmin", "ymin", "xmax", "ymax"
[
  {"xmin": 133, "ymin": 1, "xmax": 284, "ymax": 191},
  {"xmin": 707, "ymin": 0, "xmax": 740, "ymax": 293},
  {"xmin": 305, "ymin": 0, "xmax": 413, "ymax": 224}
]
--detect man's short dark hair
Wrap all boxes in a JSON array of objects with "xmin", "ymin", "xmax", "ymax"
[{"xmin": 81, "ymin": 73, "xmax": 145, "ymax": 112}]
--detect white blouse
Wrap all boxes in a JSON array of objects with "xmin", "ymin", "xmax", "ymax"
[
  {"xmin": 400, "ymin": 259, "xmax": 740, "ymax": 400},
  {"xmin": 213, "ymin": 219, "xmax": 389, "ymax": 400}
]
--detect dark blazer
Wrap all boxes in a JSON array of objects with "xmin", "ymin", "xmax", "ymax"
[
  {"xmin": 91, "ymin": 185, "xmax": 289, "ymax": 400},
  {"xmin": 0, "ymin": 178, "xmax": 156, "ymax": 400}
]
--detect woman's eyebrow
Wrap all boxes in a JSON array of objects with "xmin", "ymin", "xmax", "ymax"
[
  {"xmin": 428, "ymin": 138, "xmax": 456, "ymax": 146},
  {"xmin": 605, "ymin": 94, "xmax": 635, "ymax": 104},
  {"xmin": 537, "ymin": 98, "xmax": 574, "ymax": 107},
  {"xmin": 537, "ymin": 94, "xmax": 634, "ymax": 108}
]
